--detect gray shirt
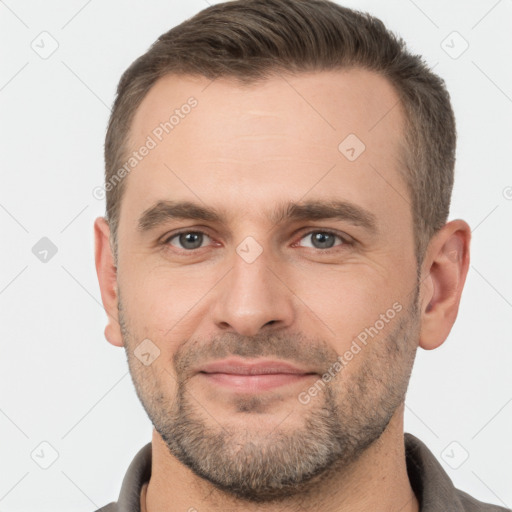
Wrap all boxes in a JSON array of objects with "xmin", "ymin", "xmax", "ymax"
[{"xmin": 95, "ymin": 433, "xmax": 510, "ymax": 511}]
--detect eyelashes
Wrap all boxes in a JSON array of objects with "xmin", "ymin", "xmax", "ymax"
[{"xmin": 162, "ymin": 228, "xmax": 352, "ymax": 254}]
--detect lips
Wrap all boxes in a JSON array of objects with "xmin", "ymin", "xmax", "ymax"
[{"xmin": 196, "ymin": 358, "xmax": 317, "ymax": 392}]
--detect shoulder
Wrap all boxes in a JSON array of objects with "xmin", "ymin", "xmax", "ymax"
[
  {"xmin": 92, "ymin": 503, "xmax": 117, "ymax": 512},
  {"xmin": 456, "ymin": 488, "xmax": 511, "ymax": 512},
  {"xmin": 404, "ymin": 433, "xmax": 510, "ymax": 512}
]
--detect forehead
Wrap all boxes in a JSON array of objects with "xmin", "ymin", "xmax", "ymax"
[{"xmin": 120, "ymin": 68, "xmax": 409, "ymax": 233}]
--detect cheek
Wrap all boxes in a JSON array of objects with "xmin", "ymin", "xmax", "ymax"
[
  {"xmin": 120, "ymin": 268, "xmax": 215, "ymax": 362},
  {"xmin": 123, "ymin": 264, "xmax": 212, "ymax": 321},
  {"xmin": 292, "ymin": 265, "xmax": 400, "ymax": 343}
]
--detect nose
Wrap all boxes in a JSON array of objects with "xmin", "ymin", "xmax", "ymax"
[{"xmin": 210, "ymin": 248, "xmax": 295, "ymax": 337}]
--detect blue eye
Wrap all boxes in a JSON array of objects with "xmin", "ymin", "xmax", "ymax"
[
  {"xmin": 166, "ymin": 231, "xmax": 212, "ymax": 250},
  {"xmin": 296, "ymin": 230, "xmax": 346, "ymax": 250},
  {"xmin": 162, "ymin": 229, "xmax": 349, "ymax": 253}
]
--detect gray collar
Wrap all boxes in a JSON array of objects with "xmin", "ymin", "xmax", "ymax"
[{"xmin": 106, "ymin": 433, "xmax": 508, "ymax": 512}]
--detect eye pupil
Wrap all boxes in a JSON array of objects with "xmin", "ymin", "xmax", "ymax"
[
  {"xmin": 180, "ymin": 232, "xmax": 203, "ymax": 249},
  {"xmin": 169, "ymin": 230, "xmax": 342, "ymax": 252},
  {"xmin": 312, "ymin": 232, "xmax": 335, "ymax": 249}
]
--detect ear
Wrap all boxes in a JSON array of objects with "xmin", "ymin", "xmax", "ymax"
[
  {"xmin": 94, "ymin": 217, "xmax": 123, "ymax": 347},
  {"xmin": 418, "ymin": 219, "xmax": 471, "ymax": 350}
]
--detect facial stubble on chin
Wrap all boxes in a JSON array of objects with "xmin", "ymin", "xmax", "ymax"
[{"xmin": 118, "ymin": 285, "xmax": 420, "ymax": 503}]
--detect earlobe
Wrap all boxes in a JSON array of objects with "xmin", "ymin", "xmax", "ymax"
[
  {"xmin": 94, "ymin": 216, "xmax": 124, "ymax": 347},
  {"xmin": 418, "ymin": 220, "xmax": 471, "ymax": 350}
]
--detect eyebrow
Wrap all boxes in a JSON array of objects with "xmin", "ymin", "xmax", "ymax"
[{"xmin": 137, "ymin": 199, "xmax": 378, "ymax": 234}]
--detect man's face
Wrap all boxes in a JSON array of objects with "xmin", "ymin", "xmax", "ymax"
[{"xmin": 114, "ymin": 69, "xmax": 421, "ymax": 501}]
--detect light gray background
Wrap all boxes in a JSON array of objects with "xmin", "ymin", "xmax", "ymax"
[{"xmin": 0, "ymin": 1, "xmax": 511, "ymax": 511}]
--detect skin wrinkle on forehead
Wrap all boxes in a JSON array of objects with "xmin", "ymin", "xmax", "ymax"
[{"xmin": 115, "ymin": 69, "xmax": 417, "ymax": 264}]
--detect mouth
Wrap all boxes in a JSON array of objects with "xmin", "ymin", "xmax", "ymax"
[{"xmin": 196, "ymin": 358, "xmax": 318, "ymax": 392}]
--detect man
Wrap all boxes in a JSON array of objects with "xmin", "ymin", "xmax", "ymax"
[{"xmin": 93, "ymin": 0, "xmax": 508, "ymax": 511}]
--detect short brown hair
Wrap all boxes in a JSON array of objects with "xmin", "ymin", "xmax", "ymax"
[{"xmin": 104, "ymin": 0, "xmax": 456, "ymax": 267}]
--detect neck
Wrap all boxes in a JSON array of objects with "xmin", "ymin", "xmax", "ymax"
[{"xmin": 145, "ymin": 404, "xmax": 418, "ymax": 512}]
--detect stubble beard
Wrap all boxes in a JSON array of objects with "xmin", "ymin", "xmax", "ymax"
[{"xmin": 119, "ymin": 286, "xmax": 420, "ymax": 503}]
